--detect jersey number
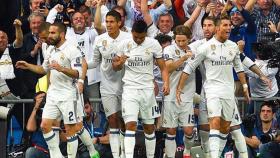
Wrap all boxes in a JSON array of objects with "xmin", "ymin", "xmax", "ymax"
[
  {"xmin": 152, "ymin": 106, "xmax": 160, "ymax": 116},
  {"xmin": 69, "ymin": 111, "xmax": 74, "ymax": 121},
  {"xmin": 188, "ymin": 114, "xmax": 195, "ymax": 124}
]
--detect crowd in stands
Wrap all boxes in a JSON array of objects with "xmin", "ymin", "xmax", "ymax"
[{"xmin": 0, "ymin": 0, "xmax": 280, "ymax": 157}]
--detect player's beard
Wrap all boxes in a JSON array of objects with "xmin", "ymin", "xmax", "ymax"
[{"xmin": 48, "ymin": 36, "xmax": 61, "ymax": 46}]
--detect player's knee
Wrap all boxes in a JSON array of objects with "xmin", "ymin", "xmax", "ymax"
[
  {"xmin": 40, "ymin": 120, "xmax": 52, "ymax": 133},
  {"xmin": 143, "ymin": 124, "xmax": 155, "ymax": 134},
  {"xmin": 108, "ymin": 114, "xmax": 119, "ymax": 128},
  {"xmin": 65, "ymin": 124, "xmax": 78, "ymax": 136},
  {"xmin": 166, "ymin": 128, "xmax": 176, "ymax": 135},
  {"xmin": 199, "ymin": 124, "xmax": 210, "ymax": 131},
  {"xmin": 125, "ymin": 122, "xmax": 137, "ymax": 131},
  {"xmin": 75, "ymin": 122, "xmax": 83, "ymax": 131},
  {"xmin": 209, "ymin": 117, "xmax": 221, "ymax": 130},
  {"xmin": 183, "ymin": 126, "xmax": 194, "ymax": 136},
  {"xmin": 220, "ymin": 125, "xmax": 231, "ymax": 134}
]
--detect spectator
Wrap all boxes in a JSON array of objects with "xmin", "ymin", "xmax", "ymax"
[
  {"xmin": 244, "ymin": 42, "xmax": 278, "ymax": 113},
  {"xmin": 247, "ymin": 0, "xmax": 280, "ymax": 41},
  {"xmin": 20, "ymin": 12, "xmax": 45, "ymax": 99},
  {"xmin": 25, "ymin": 92, "xmax": 49, "ymax": 158},
  {"xmin": 244, "ymin": 101, "xmax": 280, "ymax": 158},
  {"xmin": 79, "ymin": 5, "xmax": 94, "ymax": 28},
  {"xmin": 118, "ymin": 0, "xmax": 172, "ymax": 27},
  {"xmin": 78, "ymin": 98, "xmax": 112, "ymax": 158},
  {"xmin": 21, "ymin": 0, "xmax": 49, "ymax": 35},
  {"xmin": 229, "ymin": 1, "xmax": 258, "ymax": 96}
]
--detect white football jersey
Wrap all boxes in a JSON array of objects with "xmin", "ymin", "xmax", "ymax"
[
  {"xmin": 117, "ymin": 37, "xmax": 163, "ymax": 89},
  {"xmin": 92, "ymin": 31, "xmax": 131, "ymax": 95},
  {"xmin": 42, "ymin": 40, "xmax": 82, "ymax": 101},
  {"xmin": 66, "ymin": 27, "xmax": 101, "ymax": 85},
  {"xmin": 184, "ymin": 37, "xmax": 243, "ymax": 99},
  {"xmin": 163, "ymin": 44, "xmax": 195, "ymax": 102}
]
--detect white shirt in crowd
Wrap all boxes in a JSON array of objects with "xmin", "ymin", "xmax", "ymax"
[
  {"xmin": 90, "ymin": 31, "xmax": 131, "ymax": 95},
  {"xmin": 42, "ymin": 40, "xmax": 83, "ymax": 101},
  {"xmin": 66, "ymin": 27, "xmax": 101, "ymax": 85},
  {"xmin": 163, "ymin": 44, "xmax": 195, "ymax": 102},
  {"xmin": 245, "ymin": 59, "xmax": 279, "ymax": 98},
  {"xmin": 117, "ymin": 37, "xmax": 162, "ymax": 89}
]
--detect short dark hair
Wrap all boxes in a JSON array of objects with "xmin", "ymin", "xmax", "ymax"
[
  {"xmin": 106, "ymin": 10, "xmax": 122, "ymax": 22},
  {"xmin": 112, "ymin": 5, "xmax": 127, "ymax": 17},
  {"xmin": 154, "ymin": 33, "xmax": 172, "ymax": 45},
  {"xmin": 173, "ymin": 25, "xmax": 192, "ymax": 39},
  {"xmin": 202, "ymin": 16, "xmax": 217, "ymax": 26},
  {"xmin": 79, "ymin": 5, "xmax": 91, "ymax": 15},
  {"xmin": 132, "ymin": 20, "xmax": 147, "ymax": 33},
  {"xmin": 260, "ymin": 101, "xmax": 276, "ymax": 113},
  {"xmin": 51, "ymin": 22, "xmax": 67, "ymax": 34},
  {"xmin": 215, "ymin": 15, "xmax": 230, "ymax": 26},
  {"xmin": 39, "ymin": 22, "xmax": 51, "ymax": 33}
]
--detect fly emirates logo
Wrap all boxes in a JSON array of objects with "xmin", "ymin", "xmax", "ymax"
[
  {"xmin": 211, "ymin": 56, "xmax": 233, "ymax": 66},
  {"xmin": 128, "ymin": 57, "xmax": 151, "ymax": 66}
]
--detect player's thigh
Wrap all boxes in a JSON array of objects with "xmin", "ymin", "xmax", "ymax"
[
  {"xmin": 140, "ymin": 89, "xmax": 160, "ymax": 121},
  {"xmin": 101, "ymin": 94, "xmax": 122, "ymax": 118},
  {"xmin": 221, "ymin": 98, "xmax": 235, "ymax": 122},
  {"xmin": 122, "ymin": 89, "xmax": 139, "ymax": 123},
  {"xmin": 162, "ymin": 101, "xmax": 179, "ymax": 128},
  {"xmin": 206, "ymin": 97, "xmax": 222, "ymax": 118},
  {"xmin": 59, "ymin": 100, "xmax": 78, "ymax": 125},
  {"xmin": 178, "ymin": 101, "xmax": 195, "ymax": 127}
]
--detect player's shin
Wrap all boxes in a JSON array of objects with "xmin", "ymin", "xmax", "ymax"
[
  {"xmin": 124, "ymin": 130, "xmax": 136, "ymax": 158},
  {"xmin": 109, "ymin": 128, "xmax": 121, "ymax": 158},
  {"xmin": 165, "ymin": 134, "xmax": 176, "ymax": 158},
  {"xmin": 77, "ymin": 126, "xmax": 99, "ymax": 157},
  {"xmin": 43, "ymin": 130, "xmax": 64, "ymax": 158},
  {"xmin": 231, "ymin": 128, "xmax": 248, "ymax": 158}
]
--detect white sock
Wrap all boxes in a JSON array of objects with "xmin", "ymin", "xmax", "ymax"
[
  {"xmin": 124, "ymin": 130, "xmax": 136, "ymax": 158},
  {"xmin": 231, "ymin": 129, "xmax": 248, "ymax": 158},
  {"xmin": 43, "ymin": 130, "xmax": 63, "ymax": 158},
  {"xmin": 199, "ymin": 130, "xmax": 210, "ymax": 158},
  {"xmin": 120, "ymin": 130, "xmax": 125, "ymax": 157},
  {"xmin": 67, "ymin": 134, "xmax": 79, "ymax": 158},
  {"xmin": 218, "ymin": 132, "xmax": 228, "ymax": 157},
  {"xmin": 145, "ymin": 132, "xmax": 156, "ymax": 158},
  {"xmin": 184, "ymin": 133, "xmax": 194, "ymax": 156},
  {"xmin": 209, "ymin": 129, "xmax": 220, "ymax": 158},
  {"xmin": 165, "ymin": 134, "xmax": 176, "ymax": 158},
  {"xmin": 110, "ymin": 128, "xmax": 120, "ymax": 158},
  {"xmin": 52, "ymin": 126, "xmax": 60, "ymax": 145},
  {"xmin": 77, "ymin": 126, "xmax": 98, "ymax": 157}
]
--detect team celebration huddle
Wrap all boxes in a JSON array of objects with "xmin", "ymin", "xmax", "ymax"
[{"xmin": 1, "ymin": 0, "xmax": 279, "ymax": 157}]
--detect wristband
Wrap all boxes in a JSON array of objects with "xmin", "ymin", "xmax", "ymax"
[
  {"xmin": 78, "ymin": 79, "xmax": 84, "ymax": 84},
  {"xmin": 242, "ymin": 84, "xmax": 248, "ymax": 89}
]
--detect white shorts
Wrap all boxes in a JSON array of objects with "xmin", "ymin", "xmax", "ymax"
[
  {"xmin": 122, "ymin": 88, "xmax": 160, "ymax": 124},
  {"xmin": 230, "ymin": 101, "xmax": 242, "ymax": 126},
  {"xmin": 42, "ymin": 98, "xmax": 78, "ymax": 124},
  {"xmin": 206, "ymin": 97, "xmax": 235, "ymax": 122},
  {"xmin": 76, "ymin": 93, "xmax": 85, "ymax": 122},
  {"xmin": 162, "ymin": 101, "xmax": 194, "ymax": 128},
  {"xmin": 198, "ymin": 96, "xmax": 242, "ymax": 126},
  {"xmin": 198, "ymin": 93, "xmax": 208, "ymax": 125},
  {"xmin": 101, "ymin": 94, "xmax": 122, "ymax": 117}
]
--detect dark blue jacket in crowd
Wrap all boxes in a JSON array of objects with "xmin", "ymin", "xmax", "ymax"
[{"xmin": 229, "ymin": 8, "xmax": 257, "ymax": 80}]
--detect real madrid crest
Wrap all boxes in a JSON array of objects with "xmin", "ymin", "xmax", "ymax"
[
  {"xmin": 175, "ymin": 49, "xmax": 180, "ymax": 56},
  {"xmin": 229, "ymin": 51, "xmax": 233, "ymax": 56},
  {"xmin": 60, "ymin": 53, "xmax": 65, "ymax": 60},
  {"xmin": 145, "ymin": 48, "xmax": 150, "ymax": 55},
  {"xmin": 102, "ymin": 40, "xmax": 107, "ymax": 51},
  {"xmin": 127, "ymin": 42, "xmax": 132, "ymax": 50},
  {"xmin": 211, "ymin": 44, "xmax": 216, "ymax": 51}
]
